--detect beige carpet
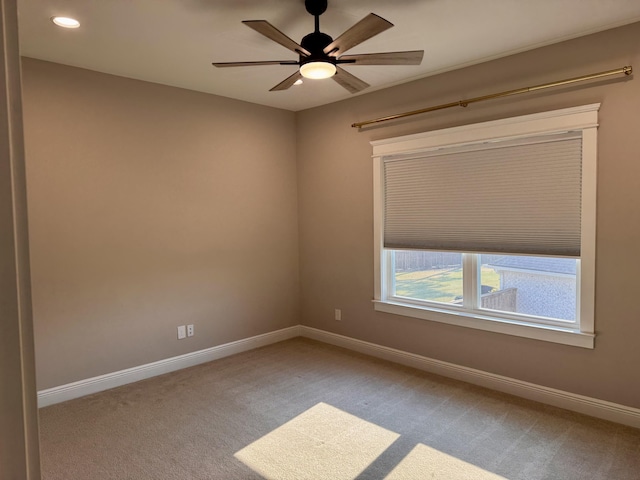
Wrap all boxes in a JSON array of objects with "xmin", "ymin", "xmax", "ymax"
[{"xmin": 39, "ymin": 338, "xmax": 640, "ymax": 479}]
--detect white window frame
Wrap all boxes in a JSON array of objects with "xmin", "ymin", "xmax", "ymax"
[{"xmin": 372, "ymin": 104, "xmax": 599, "ymax": 349}]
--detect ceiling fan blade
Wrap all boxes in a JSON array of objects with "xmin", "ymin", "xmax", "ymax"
[
  {"xmin": 270, "ymin": 71, "xmax": 303, "ymax": 91},
  {"xmin": 213, "ymin": 60, "xmax": 299, "ymax": 67},
  {"xmin": 332, "ymin": 66, "xmax": 370, "ymax": 94},
  {"xmin": 243, "ymin": 20, "xmax": 311, "ymax": 56},
  {"xmin": 323, "ymin": 13, "xmax": 393, "ymax": 57},
  {"xmin": 338, "ymin": 50, "xmax": 424, "ymax": 66}
]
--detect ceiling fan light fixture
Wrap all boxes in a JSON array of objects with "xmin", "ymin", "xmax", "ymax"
[{"xmin": 300, "ymin": 61, "xmax": 336, "ymax": 79}]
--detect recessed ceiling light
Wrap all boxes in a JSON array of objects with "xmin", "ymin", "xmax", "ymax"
[
  {"xmin": 294, "ymin": 79, "xmax": 303, "ymax": 86},
  {"xmin": 51, "ymin": 16, "xmax": 80, "ymax": 28}
]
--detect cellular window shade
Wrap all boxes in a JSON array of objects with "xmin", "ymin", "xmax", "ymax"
[{"xmin": 383, "ymin": 134, "xmax": 583, "ymax": 256}]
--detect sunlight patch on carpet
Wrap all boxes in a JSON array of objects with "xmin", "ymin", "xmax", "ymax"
[
  {"xmin": 234, "ymin": 402, "xmax": 400, "ymax": 480},
  {"xmin": 384, "ymin": 443, "xmax": 507, "ymax": 480}
]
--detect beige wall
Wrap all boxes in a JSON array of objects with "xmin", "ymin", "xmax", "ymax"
[
  {"xmin": 21, "ymin": 58, "xmax": 300, "ymax": 389},
  {"xmin": 297, "ymin": 22, "xmax": 640, "ymax": 408}
]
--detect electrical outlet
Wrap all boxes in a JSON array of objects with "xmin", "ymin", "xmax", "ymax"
[
  {"xmin": 187, "ymin": 324, "xmax": 194, "ymax": 337},
  {"xmin": 177, "ymin": 325, "xmax": 186, "ymax": 339},
  {"xmin": 335, "ymin": 309, "xmax": 342, "ymax": 321}
]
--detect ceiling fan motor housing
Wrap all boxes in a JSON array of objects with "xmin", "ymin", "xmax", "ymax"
[{"xmin": 300, "ymin": 31, "xmax": 335, "ymax": 66}]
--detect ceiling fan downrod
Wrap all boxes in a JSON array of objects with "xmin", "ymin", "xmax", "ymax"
[{"xmin": 301, "ymin": 0, "xmax": 334, "ymax": 63}]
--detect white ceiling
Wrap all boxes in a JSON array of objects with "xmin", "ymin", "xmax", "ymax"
[{"xmin": 17, "ymin": 0, "xmax": 640, "ymax": 112}]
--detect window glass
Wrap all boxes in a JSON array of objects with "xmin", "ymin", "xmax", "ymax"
[
  {"xmin": 480, "ymin": 254, "xmax": 577, "ymax": 321},
  {"xmin": 392, "ymin": 251, "xmax": 463, "ymax": 305}
]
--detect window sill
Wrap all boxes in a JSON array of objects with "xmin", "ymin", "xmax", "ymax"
[{"xmin": 373, "ymin": 300, "xmax": 595, "ymax": 349}]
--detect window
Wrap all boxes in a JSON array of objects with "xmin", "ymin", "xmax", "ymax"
[{"xmin": 372, "ymin": 104, "xmax": 599, "ymax": 348}]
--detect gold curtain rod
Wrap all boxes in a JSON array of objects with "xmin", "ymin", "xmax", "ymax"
[{"xmin": 351, "ymin": 66, "xmax": 633, "ymax": 129}]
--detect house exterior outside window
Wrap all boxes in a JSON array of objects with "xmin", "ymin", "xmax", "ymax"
[{"xmin": 487, "ymin": 256, "xmax": 576, "ymax": 321}]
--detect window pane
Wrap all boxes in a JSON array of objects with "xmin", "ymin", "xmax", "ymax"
[
  {"xmin": 480, "ymin": 254, "xmax": 577, "ymax": 321},
  {"xmin": 392, "ymin": 251, "xmax": 463, "ymax": 305}
]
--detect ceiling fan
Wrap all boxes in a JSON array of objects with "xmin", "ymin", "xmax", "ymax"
[{"xmin": 212, "ymin": 0, "xmax": 424, "ymax": 93}]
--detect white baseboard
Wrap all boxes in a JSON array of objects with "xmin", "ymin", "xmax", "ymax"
[
  {"xmin": 37, "ymin": 326, "xmax": 302, "ymax": 408},
  {"xmin": 300, "ymin": 326, "xmax": 640, "ymax": 429},
  {"xmin": 38, "ymin": 324, "xmax": 640, "ymax": 430}
]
